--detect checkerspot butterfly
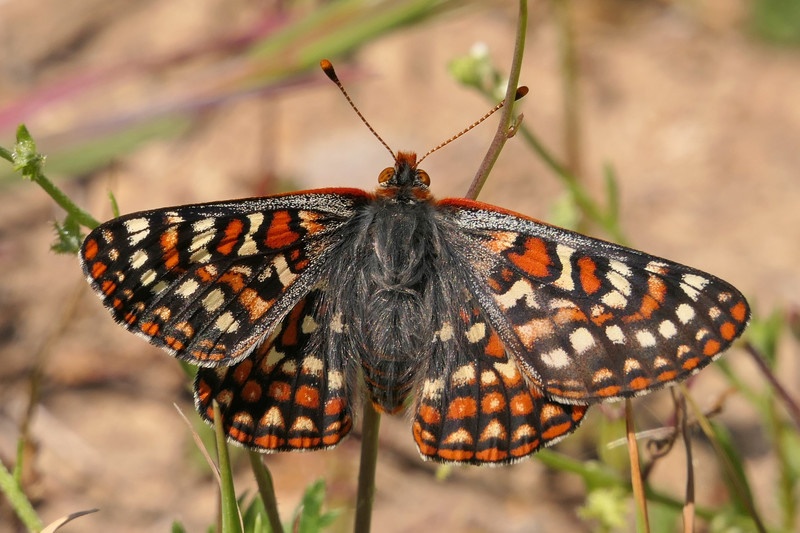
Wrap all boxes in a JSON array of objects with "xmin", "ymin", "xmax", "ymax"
[{"xmin": 80, "ymin": 61, "xmax": 749, "ymax": 465}]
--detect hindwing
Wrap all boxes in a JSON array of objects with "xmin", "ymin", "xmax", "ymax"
[
  {"xmin": 413, "ymin": 289, "xmax": 586, "ymax": 465},
  {"xmin": 440, "ymin": 198, "xmax": 750, "ymax": 404},
  {"xmin": 194, "ymin": 290, "xmax": 354, "ymax": 451}
]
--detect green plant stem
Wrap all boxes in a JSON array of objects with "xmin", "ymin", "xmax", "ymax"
[
  {"xmin": 551, "ymin": 0, "xmax": 581, "ymax": 178},
  {"xmin": 248, "ymin": 452, "xmax": 285, "ymax": 533},
  {"xmin": 0, "ymin": 458, "xmax": 43, "ymax": 532},
  {"xmin": 354, "ymin": 402, "xmax": 381, "ymax": 533},
  {"xmin": 466, "ymin": 0, "xmax": 527, "ymax": 200},
  {"xmin": 213, "ymin": 402, "xmax": 243, "ymax": 533}
]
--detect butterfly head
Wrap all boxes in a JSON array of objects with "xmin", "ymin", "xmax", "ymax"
[{"xmin": 377, "ymin": 151, "xmax": 431, "ymax": 202}]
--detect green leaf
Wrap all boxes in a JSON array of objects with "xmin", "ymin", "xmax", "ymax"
[
  {"xmin": 51, "ymin": 213, "xmax": 84, "ymax": 254},
  {"xmin": 291, "ymin": 479, "xmax": 339, "ymax": 533}
]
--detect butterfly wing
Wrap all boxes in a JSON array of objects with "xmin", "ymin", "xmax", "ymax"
[
  {"xmin": 194, "ymin": 289, "xmax": 354, "ymax": 451},
  {"xmin": 80, "ymin": 189, "xmax": 370, "ymax": 366},
  {"xmin": 413, "ymin": 288, "xmax": 586, "ymax": 464},
  {"xmin": 439, "ymin": 198, "xmax": 750, "ymax": 404}
]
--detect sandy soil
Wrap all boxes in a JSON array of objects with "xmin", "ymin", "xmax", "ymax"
[{"xmin": 1, "ymin": 0, "xmax": 798, "ymax": 531}]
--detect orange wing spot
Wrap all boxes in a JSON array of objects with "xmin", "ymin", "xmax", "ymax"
[
  {"xmin": 112, "ymin": 298, "xmax": 123, "ymax": 310},
  {"xmin": 731, "ymin": 302, "xmax": 748, "ymax": 323},
  {"xmin": 510, "ymin": 440, "xmax": 540, "ymax": 457},
  {"xmin": 322, "ymin": 433, "xmax": 342, "ymax": 446},
  {"xmin": 703, "ymin": 339, "xmax": 721, "ymax": 357},
  {"xmin": 325, "ymin": 398, "xmax": 346, "ymax": 416},
  {"xmin": 412, "ymin": 422, "xmax": 437, "ymax": 450},
  {"xmin": 233, "ymin": 359, "xmax": 254, "ymax": 384},
  {"xmin": 437, "ymin": 449, "xmax": 474, "ymax": 462},
  {"xmin": 484, "ymin": 331, "xmax": 505, "ymax": 358},
  {"xmin": 239, "ymin": 288, "xmax": 271, "ymax": 322},
  {"xmin": 269, "ymin": 382, "xmax": 292, "ymax": 401},
  {"xmin": 509, "ymin": 393, "xmax": 533, "ymax": 416},
  {"xmin": 418, "ymin": 404, "xmax": 441, "ymax": 424},
  {"xmin": 476, "ymin": 448, "xmax": 508, "ymax": 462},
  {"xmin": 254, "ymin": 435, "xmax": 286, "ymax": 449},
  {"xmin": 196, "ymin": 378, "xmax": 212, "ymax": 403},
  {"xmin": 627, "ymin": 376, "xmax": 651, "ymax": 390},
  {"xmin": 265, "ymin": 211, "xmax": 300, "ymax": 249},
  {"xmin": 196, "ymin": 266, "xmax": 217, "ymax": 282},
  {"xmin": 299, "ymin": 211, "xmax": 327, "ymax": 235},
  {"xmin": 591, "ymin": 312, "xmax": 614, "ymax": 326},
  {"xmin": 217, "ymin": 219, "xmax": 244, "ymax": 255},
  {"xmin": 123, "ymin": 312, "xmax": 137, "ymax": 324},
  {"xmin": 242, "ymin": 381, "xmax": 263, "ymax": 402},
  {"xmin": 500, "ymin": 268, "xmax": 514, "ymax": 282},
  {"xmin": 91, "ymin": 261, "xmax": 107, "ymax": 279},
  {"xmin": 160, "ymin": 228, "xmax": 180, "ymax": 269},
  {"xmin": 295, "ymin": 385, "xmax": 320, "ymax": 408},
  {"xmin": 228, "ymin": 427, "xmax": 252, "ymax": 443},
  {"xmin": 639, "ymin": 294, "xmax": 660, "ymax": 318},
  {"xmin": 288, "ymin": 437, "xmax": 321, "ymax": 448},
  {"xmin": 648, "ymin": 275, "xmax": 667, "ymax": 303},
  {"xmin": 101, "ymin": 280, "xmax": 117, "ymax": 295},
  {"xmin": 542, "ymin": 422, "xmax": 572, "ymax": 441},
  {"xmin": 622, "ymin": 312, "xmax": 644, "ymax": 324},
  {"xmin": 219, "ymin": 271, "xmax": 247, "ymax": 292},
  {"xmin": 594, "ymin": 385, "xmax": 622, "ymax": 397},
  {"xmin": 295, "ymin": 259, "xmax": 309, "ymax": 270},
  {"xmin": 682, "ymin": 357, "xmax": 701, "ymax": 370},
  {"xmin": 577, "ymin": 257, "xmax": 602, "ymax": 295},
  {"xmin": 487, "ymin": 278, "xmax": 502, "ymax": 291},
  {"xmin": 554, "ymin": 307, "xmax": 588, "ymax": 324},
  {"xmin": 165, "ymin": 336, "xmax": 184, "ymax": 351},
  {"xmin": 655, "ymin": 369, "xmax": 676, "ymax": 382},
  {"xmin": 447, "ymin": 397, "xmax": 477, "ymax": 419},
  {"xmin": 140, "ymin": 322, "xmax": 159, "ymax": 336},
  {"xmin": 481, "ymin": 392, "xmax": 507, "ymax": 414},
  {"xmin": 720, "ymin": 322, "xmax": 737, "ymax": 340},
  {"xmin": 573, "ymin": 406, "xmax": 587, "ymax": 420},
  {"xmin": 280, "ymin": 303, "xmax": 305, "ymax": 346},
  {"xmin": 508, "ymin": 237, "xmax": 551, "ymax": 277},
  {"xmin": 83, "ymin": 239, "xmax": 98, "ymax": 261}
]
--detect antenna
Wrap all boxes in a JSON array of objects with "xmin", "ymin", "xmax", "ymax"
[
  {"xmin": 320, "ymin": 59, "xmax": 528, "ymax": 167},
  {"xmin": 320, "ymin": 59, "xmax": 396, "ymax": 161},
  {"xmin": 417, "ymin": 86, "xmax": 528, "ymax": 165}
]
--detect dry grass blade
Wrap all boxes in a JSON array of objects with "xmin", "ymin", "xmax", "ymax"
[
  {"xmin": 625, "ymin": 398, "xmax": 650, "ymax": 533},
  {"xmin": 41, "ymin": 508, "xmax": 99, "ymax": 533},
  {"xmin": 173, "ymin": 403, "xmax": 221, "ymax": 485}
]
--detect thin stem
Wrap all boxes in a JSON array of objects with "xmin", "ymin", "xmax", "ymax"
[
  {"xmin": 248, "ymin": 452, "xmax": 285, "ymax": 533},
  {"xmin": 552, "ymin": 0, "xmax": 581, "ymax": 177},
  {"xmin": 744, "ymin": 342, "xmax": 800, "ymax": 431},
  {"xmin": 353, "ymin": 402, "xmax": 381, "ymax": 533},
  {"xmin": 625, "ymin": 398, "xmax": 650, "ymax": 533},
  {"xmin": 674, "ymin": 389, "xmax": 695, "ymax": 533},
  {"xmin": 466, "ymin": 0, "xmax": 527, "ymax": 200},
  {"xmin": 213, "ymin": 401, "xmax": 243, "ymax": 533}
]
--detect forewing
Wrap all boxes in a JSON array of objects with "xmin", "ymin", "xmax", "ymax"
[
  {"xmin": 80, "ymin": 189, "xmax": 369, "ymax": 366},
  {"xmin": 194, "ymin": 290, "xmax": 354, "ymax": 451},
  {"xmin": 440, "ymin": 199, "xmax": 750, "ymax": 404},
  {"xmin": 413, "ymin": 290, "xmax": 587, "ymax": 465}
]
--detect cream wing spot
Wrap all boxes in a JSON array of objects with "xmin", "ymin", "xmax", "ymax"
[
  {"xmin": 202, "ymin": 288, "xmax": 226, "ymax": 312},
  {"xmin": 676, "ymin": 303, "xmax": 695, "ymax": 324},
  {"xmin": 261, "ymin": 407, "xmax": 285, "ymax": 428},
  {"xmin": 636, "ymin": 330, "xmax": 657, "ymax": 348},
  {"xmin": 215, "ymin": 312, "xmax": 239, "ymax": 332},
  {"xmin": 465, "ymin": 323, "xmax": 486, "ymax": 343},
  {"xmin": 451, "ymin": 364, "xmax": 476, "ymax": 386},
  {"xmin": 177, "ymin": 279, "xmax": 200, "ymax": 298},
  {"xmin": 130, "ymin": 249, "xmax": 148, "ymax": 269},
  {"xmin": 542, "ymin": 348, "xmax": 571, "ymax": 369},
  {"xmin": 569, "ymin": 327, "xmax": 595, "ymax": 354},
  {"xmin": 553, "ymin": 244, "xmax": 575, "ymax": 291},
  {"xmin": 602, "ymin": 290, "xmax": 627, "ymax": 309},
  {"xmin": 658, "ymin": 320, "xmax": 677, "ymax": 339},
  {"xmin": 605, "ymin": 325, "xmax": 625, "ymax": 344}
]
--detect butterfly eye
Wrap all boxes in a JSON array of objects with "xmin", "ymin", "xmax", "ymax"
[
  {"xmin": 416, "ymin": 170, "xmax": 430, "ymax": 186},
  {"xmin": 378, "ymin": 167, "xmax": 394, "ymax": 184}
]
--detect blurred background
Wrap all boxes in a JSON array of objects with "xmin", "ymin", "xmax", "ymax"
[{"xmin": 1, "ymin": 0, "xmax": 799, "ymax": 531}]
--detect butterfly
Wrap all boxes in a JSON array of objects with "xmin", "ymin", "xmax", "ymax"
[{"xmin": 79, "ymin": 61, "xmax": 750, "ymax": 465}]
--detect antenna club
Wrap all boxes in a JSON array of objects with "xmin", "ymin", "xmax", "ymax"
[
  {"xmin": 515, "ymin": 86, "xmax": 529, "ymax": 100},
  {"xmin": 320, "ymin": 59, "xmax": 339, "ymax": 82}
]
